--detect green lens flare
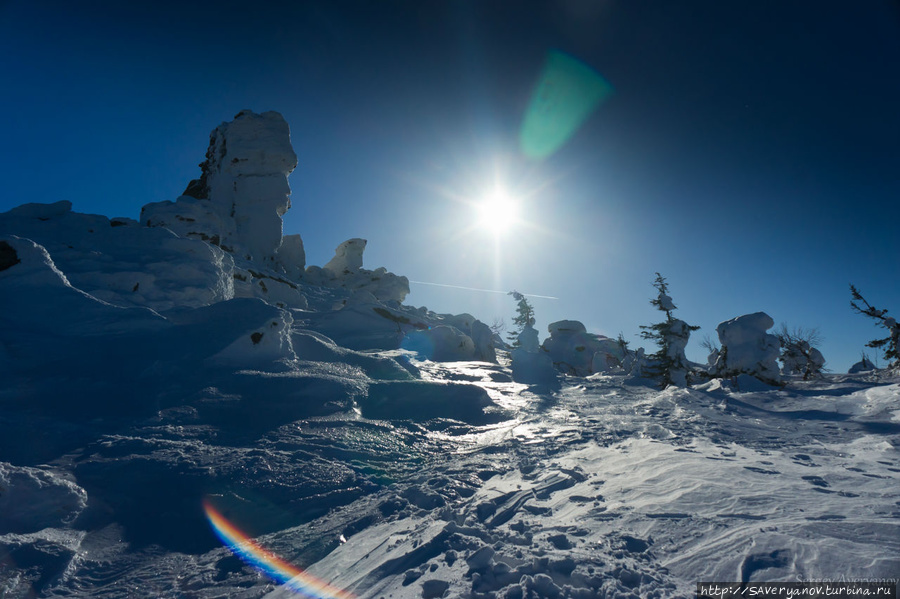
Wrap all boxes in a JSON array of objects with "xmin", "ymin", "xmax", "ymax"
[{"xmin": 519, "ymin": 50, "xmax": 613, "ymax": 160}]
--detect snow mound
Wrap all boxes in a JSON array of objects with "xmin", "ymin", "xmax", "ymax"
[
  {"xmin": 0, "ymin": 204, "xmax": 235, "ymax": 312},
  {"xmin": 0, "ymin": 235, "xmax": 168, "ymax": 336},
  {"xmin": 359, "ymin": 381, "xmax": 503, "ymax": 424},
  {"xmin": 402, "ymin": 325, "xmax": 477, "ymax": 361},
  {"xmin": 0, "ymin": 463, "xmax": 87, "ymax": 534},
  {"xmin": 849, "ymin": 357, "xmax": 876, "ymax": 374}
]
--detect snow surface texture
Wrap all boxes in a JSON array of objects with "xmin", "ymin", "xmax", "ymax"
[
  {"xmin": 1, "ymin": 111, "xmax": 899, "ymax": 598},
  {"xmin": 2, "ymin": 352, "xmax": 897, "ymax": 598}
]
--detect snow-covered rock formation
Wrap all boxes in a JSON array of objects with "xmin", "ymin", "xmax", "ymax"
[
  {"xmin": 541, "ymin": 320, "xmax": 624, "ymax": 376},
  {"xmin": 511, "ymin": 324, "xmax": 558, "ymax": 385},
  {"xmin": 305, "ymin": 239, "xmax": 410, "ymax": 304},
  {"xmin": 440, "ymin": 312, "xmax": 497, "ymax": 363},
  {"xmin": 712, "ymin": 312, "xmax": 781, "ymax": 384},
  {"xmin": 0, "ymin": 109, "xmax": 502, "ymax": 457},
  {"xmin": 542, "ymin": 320, "xmax": 594, "ymax": 375},
  {"xmin": 623, "ymin": 345, "xmax": 648, "ymax": 376},
  {"xmin": 141, "ymin": 109, "xmax": 298, "ymax": 266},
  {"xmin": 323, "ymin": 238, "xmax": 366, "ymax": 274}
]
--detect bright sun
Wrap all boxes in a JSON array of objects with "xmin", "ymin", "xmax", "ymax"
[{"xmin": 476, "ymin": 189, "xmax": 519, "ymax": 236}]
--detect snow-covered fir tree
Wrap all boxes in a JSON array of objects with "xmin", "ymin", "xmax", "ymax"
[
  {"xmin": 506, "ymin": 290, "xmax": 536, "ymax": 348},
  {"xmin": 850, "ymin": 284, "xmax": 899, "ymax": 369},
  {"xmin": 776, "ymin": 324, "xmax": 826, "ymax": 379},
  {"xmin": 639, "ymin": 273, "xmax": 699, "ymax": 388}
]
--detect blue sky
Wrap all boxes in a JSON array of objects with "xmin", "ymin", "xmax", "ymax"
[{"xmin": 1, "ymin": 1, "xmax": 898, "ymax": 372}]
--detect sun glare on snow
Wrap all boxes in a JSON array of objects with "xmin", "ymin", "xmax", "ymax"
[{"xmin": 477, "ymin": 188, "xmax": 519, "ymax": 236}]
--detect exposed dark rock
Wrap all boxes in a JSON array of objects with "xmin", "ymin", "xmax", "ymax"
[{"xmin": 0, "ymin": 240, "xmax": 20, "ymax": 271}]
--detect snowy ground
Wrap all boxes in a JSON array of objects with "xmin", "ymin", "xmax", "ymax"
[{"xmin": 3, "ymin": 353, "xmax": 898, "ymax": 599}]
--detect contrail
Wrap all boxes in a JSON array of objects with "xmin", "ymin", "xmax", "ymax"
[{"xmin": 409, "ymin": 280, "xmax": 559, "ymax": 300}]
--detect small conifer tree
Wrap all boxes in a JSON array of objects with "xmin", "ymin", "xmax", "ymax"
[
  {"xmin": 850, "ymin": 284, "xmax": 899, "ymax": 369},
  {"xmin": 776, "ymin": 324, "xmax": 826, "ymax": 380},
  {"xmin": 639, "ymin": 273, "xmax": 699, "ymax": 387},
  {"xmin": 616, "ymin": 332, "xmax": 629, "ymax": 353},
  {"xmin": 506, "ymin": 290, "xmax": 536, "ymax": 348}
]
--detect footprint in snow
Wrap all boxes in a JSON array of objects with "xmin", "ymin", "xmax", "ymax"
[
  {"xmin": 739, "ymin": 549, "xmax": 791, "ymax": 583},
  {"xmin": 792, "ymin": 454, "xmax": 820, "ymax": 467},
  {"xmin": 744, "ymin": 466, "xmax": 780, "ymax": 475},
  {"xmin": 801, "ymin": 475, "xmax": 829, "ymax": 488}
]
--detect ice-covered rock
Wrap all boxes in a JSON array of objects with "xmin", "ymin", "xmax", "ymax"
[
  {"xmin": 713, "ymin": 312, "xmax": 781, "ymax": 384},
  {"xmin": 207, "ymin": 303, "xmax": 296, "ymax": 369},
  {"xmin": 0, "ymin": 235, "xmax": 169, "ymax": 336},
  {"xmin": 141, "ymin": 110, "xmax": 299, "ymax": 267},
  {"xmin": 304, "ymin": 298, "xmax": 490, "ymax": 364},
  {"xmin": 306, "ymin": 301, "xmax": 428, "ymax": 351},
  {"xmin": 232, "ymin": 265, "xmax": 308, "ymax": 310}
]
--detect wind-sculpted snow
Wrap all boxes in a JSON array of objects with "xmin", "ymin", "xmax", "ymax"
[
  {"xmin": 2, "ymin": 355, "xmax": 896, "ymax": 598},
  {"xmin": 0, "ymin": 204, "xmax": 236, "ymax": 312}
]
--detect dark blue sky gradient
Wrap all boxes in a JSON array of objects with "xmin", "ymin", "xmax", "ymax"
[{"xmin": 2, "ymin": 1, "xmax": 898, "ymax": 371}]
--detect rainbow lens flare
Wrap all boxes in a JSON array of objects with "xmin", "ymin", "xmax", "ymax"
[
  {"xmin": 519, "ymin": 50, "xmax": 613, "ymax": 159},
  {"xmin": 202, "ymin": 498, "xmax": 355, "ymax": 598}
]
